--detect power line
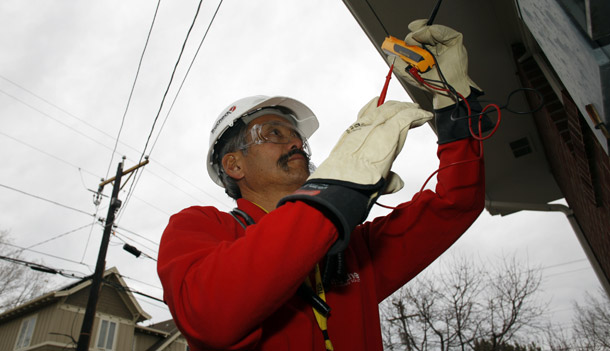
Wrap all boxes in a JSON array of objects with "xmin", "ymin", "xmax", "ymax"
[
  {"xmin": 149, "ymin": 0, "xmax": 225, "ymax": 155},
  {"xmin": 3, "ymin": 123, "xmax": 224, "ymax": 223},
  {"xmin": 0, "ymin": 88, "xmax": 127, "ymax": 157},
  {"xmin": 78, "ymin": 168, "xmax": 93, "ymax": 192},
  {"xmin": 0, "ymin": 254, "xmax": 85, "ymax": 279},
  {"xmin": 0, "ymin": 77, "xmax": 151, "ymax": 163},
  {"xmin": 0, "ymin": 253, "xmax": 164, "ymax": 304},
  {"xmin": 80, "ymin": 215, "xmax": 102, "ymax": 264},
  {"xmin": 0, "ymin": 240, "xmax": 91, "ymax": 270},
  {"xmin": 119, "ymin": 159, "xmax": 233, "ymax": 212},
  {"xmin": 119, "ymin": 0, "xmax": 226, "ymax": 221},
  {"xmin": 0, "ymin": 89, "xmax": 148, "ymax": 180},
  {"xmin": 138, "ymin": 296, "xmax": 170, "ymax": 312},
  {"xmin": 0, "ymin": 132, "xmax": 224, "ymax": 250},
  {"xmin": 540, "ymin": 258, "xmax": 588, "ymax": 271},
  {"xmin": 103, "ymin": 278, "xmax": 164, "ymax": 303},
  {"xmin": 138, "ymin": 0, "xmax": 205, "ymax": 163},
  {"xmin": 546, "ymin": 267, "xmax": 594, "ymax": 279},
  {"xmin": 0, "ymin": 183, "xmax": 95, "ymax": 217},
  {"xmin": 120, "ymin": 274, "xmax": 164, "ymax": 292},
  {"xmin": 1, "ymin": 4, "xmax": 231, "ymax": 282},
  {"xmin": 0, "ymin": 131, "xmax": 99, "ymax": 179},
  {"xmin": 114, "ymin": 225, "xmax": 160, "ymax": 247},
  {"xmin": 1, "ymin": 127, "xmax": 227, "ymax": 211},
  {"xmin": 25, "ymin": 223, "xmax": 94, "ymax": 251},
  {"xmin": 105, "ymin": 0, "xmax": 163, "ymax": 180},
  {"xmin": 0, "ymin": 241, "xmax": 91, "ymax": 268},
  {"xmin": 121, "ymin": 241, "xmax": 158, "ymax": 262},
  {"xmin": 112, "ymin": 231, "xmax": 158, "ymax": 258},
  {"xmin": 125, "ymin": 192, "xmax": 171, "ymax": 216},
  {"xmin": 0, "ymin": 75, "xmax": 137, "ymax": 153},
  {"xmin": 1, "ymin": 84, "xmax": 231, "ymax": 212},
  {"xmin": 118, "ymin": 0, "xmax": 207, "ymax": 217},
  {"xmin": 151, "ymin": 160, "xmax": 232, "ymax": 209}
]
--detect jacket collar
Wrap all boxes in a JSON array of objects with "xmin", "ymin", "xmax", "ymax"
[{"xmin": 236, "ymin": 198, "xmax": 269, "ymax": 224}]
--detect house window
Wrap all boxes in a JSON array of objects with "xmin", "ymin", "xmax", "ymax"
[
  {"xmin": 95, "ymin": 319, "xmax": 117, "ymax": 350},
  {"xmin": 14, "ymin": 315, "xmax": 37, "ymax": 350}
]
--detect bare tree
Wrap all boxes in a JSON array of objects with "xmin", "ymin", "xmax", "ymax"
[
  {"xmin": 571, "ymin": 288, "xmax": 610, "ymax": 350},
  {"xmin": 482, "ymin": 256, "xmax": 546, "ymax": 347},
  {"xmin": 0, "ymin": 229, "xmax": 51, "ymax": 312},
  {"xmin": 541, "ymin": 323, "xmax": 573, "ymax": 351},
  {"xmin": 542, "ymin": 288, "xmax": 610, "ymax": 351},
  {"xmin": 380, "ymin": 253, "xmax": 547, "ymax": 351}
]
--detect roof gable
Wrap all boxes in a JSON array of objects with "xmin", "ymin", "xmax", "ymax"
[{"xmin": 0, "ymin": 267, "xmax": 151, "ymax": 323}]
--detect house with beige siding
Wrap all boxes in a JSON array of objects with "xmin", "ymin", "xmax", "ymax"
[{"xmin": 0, "ymin": 267, "xmax": 186, "ymax": 351}]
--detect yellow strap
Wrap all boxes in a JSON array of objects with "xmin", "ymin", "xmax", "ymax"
[
  {"xmin": 251, "ymin": 205, "xmax": 332, "ymax": 348},
  {"xmin": 305, "ymin": 264, "xmax": 334, "ymax": 351},
  {"xmin": 251, "ymin": 202, "xmax": 269, "ymax": 213}
]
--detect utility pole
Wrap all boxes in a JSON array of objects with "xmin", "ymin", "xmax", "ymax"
[{"xmin": 76, "ymin": 157, "xmax": 148, "ymax": 351}]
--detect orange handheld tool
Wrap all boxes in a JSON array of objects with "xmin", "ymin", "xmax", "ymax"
[
  {"xmin": 377, "ymin": 0, "xmax": 442, "ymax": 106},
  {"xmin": 381, "ymin": 36, "xmax": 435, "ymax": 73}
]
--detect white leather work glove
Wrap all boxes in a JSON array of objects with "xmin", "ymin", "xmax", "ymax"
[
  {"xmin": 278, "ymin": 97, "xmax": 433, "ymax": 254},
  {"xmin": 311, "ymin": 97, "xmax": 432, "ymax": 192},
  {"xmin": 390, "ymin": 19, "xmax": 481, "ymax": 110}
]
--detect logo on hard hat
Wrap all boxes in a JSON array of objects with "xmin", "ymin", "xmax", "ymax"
[{"xmin": 211, "ymin": 106, "xmax": 237, "ymax": 134}]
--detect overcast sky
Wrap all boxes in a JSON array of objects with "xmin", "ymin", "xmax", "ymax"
[{"xmin": 0, "ymin": 0, "xmax": 601, "ymax": 331}]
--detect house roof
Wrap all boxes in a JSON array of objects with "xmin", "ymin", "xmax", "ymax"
[
  {"xmin": 147, "ymin": 319, "xmax": 178, "ymax": 334},
  {"xmin": 0, "ymin": 266, "xmax": 151, "ymax": 323},
  {"xmin": 142, "ymin": 319, "xmax": 183, "ymax": 351}
]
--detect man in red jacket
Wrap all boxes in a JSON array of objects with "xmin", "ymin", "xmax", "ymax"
[{"xmin": 158, "ymin": 20, "xmax": 492, "ymax": 350}]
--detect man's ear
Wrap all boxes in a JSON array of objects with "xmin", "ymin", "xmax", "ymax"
[{"xmin": 222, "ymin": 152, "xmax": 245, "ymax": 180}]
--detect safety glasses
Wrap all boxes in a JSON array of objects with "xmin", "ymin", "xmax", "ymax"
[{"xmin": 239, "ymin": 120, "xmax": 310, "ymax": 154}]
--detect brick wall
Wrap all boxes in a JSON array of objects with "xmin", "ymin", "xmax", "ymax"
[{"xmin": 513, "ymin": 45, "xmax": 610, "ymax": 287}]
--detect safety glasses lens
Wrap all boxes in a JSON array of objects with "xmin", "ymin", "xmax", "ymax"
[{"xmin": 258, "ymin": 123, "xmax": 303, "ymax": 144}]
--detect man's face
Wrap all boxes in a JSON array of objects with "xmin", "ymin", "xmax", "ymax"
[{"xmin": 238, "ymin": 114, "xmax": 311, "ymax": 191}]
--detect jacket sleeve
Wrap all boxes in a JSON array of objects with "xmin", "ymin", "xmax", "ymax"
[
  {"xmin": 157, "ymin": 201, "xmax": 337, "ymax": 349},
  {"xmin": 358, "ymin": 137, "xmax": 485, "ymax": 301}
]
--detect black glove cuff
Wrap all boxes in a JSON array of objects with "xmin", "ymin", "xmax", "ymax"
[
  {"xmin": 434, "ymin": 88, "xmax": 495, "ymax": 144},
  {"xmin": 277, "ymin": 179, "xmax": 383, "ymax": 255}
]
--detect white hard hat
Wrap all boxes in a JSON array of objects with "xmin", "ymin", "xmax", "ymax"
[{"xmin": 207, "ymin": 95, "xmax": 319, "ymax": 187}]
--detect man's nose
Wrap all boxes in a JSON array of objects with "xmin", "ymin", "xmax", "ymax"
[{"xmin": 288, "ymin": 136, "xmax": 304, "ymax": 150}]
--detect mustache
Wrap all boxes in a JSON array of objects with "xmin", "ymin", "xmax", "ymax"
[{"xmin": 277, "ymin": 148, "xmax": 310, "ymax": 169}]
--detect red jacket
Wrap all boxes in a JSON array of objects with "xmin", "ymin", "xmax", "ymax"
[{"xmin": 157, "ymin": 138, "xmax": 485, "ymax": 350}]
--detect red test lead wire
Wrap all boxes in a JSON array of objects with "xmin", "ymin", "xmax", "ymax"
[
  {"xmin": 408, "ymin": 68, "xmax": 502, "ymax": 141},
  {"xmin": 376, "ymin": 67, "xmax": 499, "ymax": 210},
  {"xmin": 378, "ymin": 56, "xmax": 396, "ymax": 106}
]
